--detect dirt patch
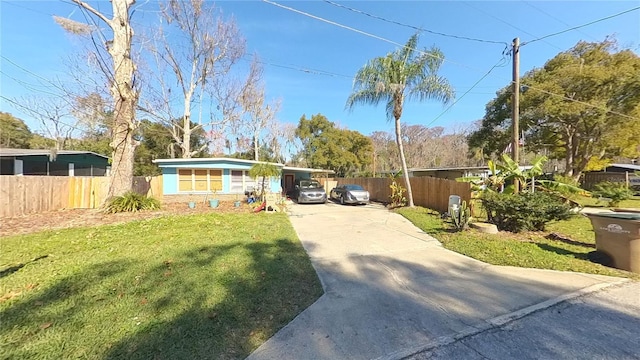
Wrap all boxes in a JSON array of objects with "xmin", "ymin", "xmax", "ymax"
[{"xmin": 0, "ymin": 201, "xmax": 261, "ymax": 237}]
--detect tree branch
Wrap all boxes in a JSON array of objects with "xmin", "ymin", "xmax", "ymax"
[{"xmin": 71, "ymin": 0, "xmax": 112, "ymax": 27}]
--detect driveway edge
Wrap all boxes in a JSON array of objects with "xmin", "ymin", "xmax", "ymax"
[{"xmin": 378, "ymin": 278, "xmax": 630, "ymax": 360}]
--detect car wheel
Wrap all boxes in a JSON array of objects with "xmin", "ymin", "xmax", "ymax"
[
  {"xmin": 298, "ymin": 195, "xmax": 302, "ymax": 204},
  {"xmin": 340, "ymin": 196, "xmax": 345, "ymax": 205}
]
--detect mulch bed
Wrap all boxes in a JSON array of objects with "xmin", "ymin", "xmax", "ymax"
[{"xmin": 0, "ymin": 201, "xmax": 258, "ymax": 238}]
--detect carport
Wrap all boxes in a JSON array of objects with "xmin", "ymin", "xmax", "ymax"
[{"xmin": 281, "ymin": 166, "xmax": 333, "ymax": 196}]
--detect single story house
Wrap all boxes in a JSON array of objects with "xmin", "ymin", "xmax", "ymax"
[
  {"xmin": 152, "ymin": 157, "xmax": 333, "ymax": 199},
  {"xmin": 403, "ymin": 165, "xmax": 535, "ymax": 181},
  {"xmin": 0, "ymin": 148, "xmax": 110, "ymax": 176},
  {"xmin": 408, "ymin": 166, "xmax": 493, "ymax": 180},
  {"xmin": 582, "ymin": 163, "xmax": 640, "ymax": 190}
]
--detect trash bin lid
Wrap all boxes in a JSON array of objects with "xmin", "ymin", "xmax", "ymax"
[{"xmin": 585, "ymin": 212, "xmax": 640, "ymax": 220}]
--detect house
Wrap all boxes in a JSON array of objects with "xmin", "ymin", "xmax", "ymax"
[
  {"xmin": 0, "ymin": 148, "xmax": 110, "ymax": 176},
  {"xmin": 152, "ymin": 157, "xmax": 333, "ymax": 201},
  {"xmin": 406, "ymin": 165, "xmax": 535, "ymax": 181},
  {"xmin": 596, "ymin": 164, "xmax": 640, "ymax": 191},
  {"xmin": 602, "ymin": 163, "xmax": 640, "ymax": 174},
  {"xmin": 408, "ymin": 166, "xmax": 493, "ymax": 180}
]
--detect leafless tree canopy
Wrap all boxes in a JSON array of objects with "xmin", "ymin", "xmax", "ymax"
[{"xmin": 141, "ymin": 0, "xmax": 247, "ymax": 158}]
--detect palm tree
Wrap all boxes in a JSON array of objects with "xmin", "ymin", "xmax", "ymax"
[
  {"xmin": 249, "ymin": 162, "xmax": 282, "ymax": 202},
  {"xmin": 346, "ymin": 33, "xmax": 454, "ymax": 207}
]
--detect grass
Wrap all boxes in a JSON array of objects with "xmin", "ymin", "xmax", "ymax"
[
  {"xmin": 574, "ymin": 194, "xmax": 640, "ymax": 208},
  {"xmin": 0, "ymin": 212, "xmax": 322, "ymax": 360},
  {"xmin": 396, "ymin": 207, "xmax": 639, "ymax": 280}
]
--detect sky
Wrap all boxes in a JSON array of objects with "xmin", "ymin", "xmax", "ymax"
[{"xmin": 1, "ymin": 0, "xmax": 639, "ymax": 140}]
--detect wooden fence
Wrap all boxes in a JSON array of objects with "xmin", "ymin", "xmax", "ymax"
[
  {"xmin": 0, "ymin": 175, "xmax": 163, "ymax": 218},
  {"xmin": 582, "ymin": 172, "xmax": 640, "ymax": 190},
  {"xmin": 327, "ymin": 176, "xmax": 471, "ymax": 213}
]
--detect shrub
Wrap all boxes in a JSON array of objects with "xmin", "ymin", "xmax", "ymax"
[
  {"xmin": 592, "ymin": 181, "xmax": 634, "ymax": 206},
  {"xmin": 105, "ymin": 191, "xmax": 161, "ymax": 213},
  {"xmin": 481, "ymin": 192, "xmax": 573, "ymax": 233},
  {"xmin": 389, "ymin": 179, "xmax": 407, "ymax": 208}
]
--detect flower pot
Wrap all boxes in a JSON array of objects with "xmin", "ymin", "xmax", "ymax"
[
  {"xmin": 234, "ymin": 200, "xmax": 241, "ymax": 207},
  {"xmin": 188, "ymin": 201, "xmax": 196, "ymax": 209},
  {"xmin": 209, "ymin": 199, "xmax": 219, "ymax": 208}
]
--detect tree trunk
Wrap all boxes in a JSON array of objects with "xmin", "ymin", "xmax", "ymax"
[
  {"xmin": 182, "ymin": 90, "xmax": 193, "ymax": 158},
  {"xmin": 253, "ymin": 132, "xmax": 259, "ymax": 161},
  {"xmin": 106, "ymin": 0, "xmax": 138, "ymax": 198},
  {"xmin": 564, "ymin": 132, "xmax": 574, "ymax": 178},
  {"xmin": 395, "ymin": 115, "xmax": 414, "ymax": 207}
]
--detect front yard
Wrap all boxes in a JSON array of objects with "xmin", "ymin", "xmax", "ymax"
[
  {"xmin": 397, "ymin": 206, "xmax": 639, "ymax": 280},
  {"xmin": 0, "ymin": 211, "xmax": 322, "ymax": 359}
]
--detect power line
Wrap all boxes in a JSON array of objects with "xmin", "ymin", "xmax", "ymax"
[
  {"xmin": 323, "ymin": 0, "xmax": 508, "ymax": 46},
  {"xmin": 520, "ymin": 1, "xmax": 599, "ymax": 42},
  {"xmin": 522, "ymin": 6, "xmax": 640, "ymax": 46},
  {"xmin": 519, "ymin": 84, "xmax": 639, "ymax": 121},
  {"xmin": 0, "ymin": 70, "xmax": 65, "ymax": 98},
  {"xmin": 263, "ymin": 0, "xmax": 637, "ymax": 123},
  {"xmin": 1, "ymin": 56, "xmax": 64, "ymax": 88},
  {"xmin": 425, "ymin": 56, "xmax": 510, "ymax": 128},
  {"xmin": 262, "ymin": 0, "xmax": 495, "ymax": 75},
  {"xmin": 241, "ymin": 56, "xmax": 354, "ymax": 79},
  {"xmin": 462, "ymin": 1, "xmax": 564, "ymax": 51},
  {"xmin": 0, "ymin": 95, "xmax": 89, "ymax": 134}
]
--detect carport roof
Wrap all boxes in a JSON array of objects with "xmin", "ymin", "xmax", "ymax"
[{"xmin": 283, "ymin": 166, "xmax": 334, "ymax": 174}]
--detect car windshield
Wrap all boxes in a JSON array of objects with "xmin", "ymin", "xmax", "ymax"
[
  {"xmin": 344, "ymin": 185, "xmax": 364, "ymax": 191},
  {"xmin": 300, "ymin": 180, "xmax": 322, "ymax": 189}
]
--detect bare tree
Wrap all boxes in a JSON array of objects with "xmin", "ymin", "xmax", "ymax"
[
  {"xmin": 57, "ymin": 0, "xmax": 140, "ymax": 198},
  {"xmin": 143, "ymin": 0, "xmax": 246, "ymax": 158},
  {"xmin": 16, "ymin": 96, "xmax": 77, "ymax": 151},
  {"xmin": 238, "ymin": 57, "xmax": 281, "ymax": 161}
]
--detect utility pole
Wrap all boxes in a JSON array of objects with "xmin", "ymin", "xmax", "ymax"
[{"xmin": 512, "ymin": 37, "xmax": 520, "ymax": 193}]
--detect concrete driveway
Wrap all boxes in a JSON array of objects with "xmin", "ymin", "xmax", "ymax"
[{"xmin": 248, "ymin": 202, "xmax": 632, "ymax": 360}]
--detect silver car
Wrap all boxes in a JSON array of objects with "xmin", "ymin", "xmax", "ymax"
[
  {"xmin": 291, "ymin": 179, "xmax": 327, "ymax": 204},
  {"xmin": 330, "ymin": 184, "xmax": 370, "ymax": 205}
]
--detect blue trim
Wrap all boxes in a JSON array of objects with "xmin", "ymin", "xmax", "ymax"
[{"xmin": 163, "ymin": 168, "xmax": 178, "ymax": 194}]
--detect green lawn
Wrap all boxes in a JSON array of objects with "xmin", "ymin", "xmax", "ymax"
[
  {"xmin": 396, "ymin": 207, "xmax": 639, "ymax": 280},
  {"xmin": 0, "ymin": 212, "xmax": 322, "ymax": 360},
  {"xmin": 574, "ymin": 195, "xmax": 640, "ymax": 208}
]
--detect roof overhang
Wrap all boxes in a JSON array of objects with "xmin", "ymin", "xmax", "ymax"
[
  {"xmin": 283, "ymin": 166, "xmax": 334, "ymax": 174},
  {"xmin": 0, "ymin": 148, "xmax": 109, "ymax": 160},
  {"xmin": 152, "ymin": 157, "xmax": 284, "ymax": 167}
]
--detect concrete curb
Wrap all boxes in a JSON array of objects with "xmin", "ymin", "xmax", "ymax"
[{"xmin": 377, "ymin": 279, "xmax": 630, "ymax": 360}]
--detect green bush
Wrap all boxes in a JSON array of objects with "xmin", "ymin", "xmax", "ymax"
[
  {"xmin": 105, "ymin": 191, "xmax": 161, "ymax": 213},
  {"xmin": 481, "ymin": 192, "xmax": 573, "ymax": 233},
  {"xmin": 389, "ymin": 180, "xmax": 407, "ymax": 208},
  {"xmin": 592, "ymin": 181, "xmax": 634, "ymax": 206}
]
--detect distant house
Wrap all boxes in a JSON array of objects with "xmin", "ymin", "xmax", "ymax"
[
  {"xmin": 408, "ymin": 166, "xmax": 493, "ymax": 180},
  {"xmin": 152, "ymin": 157, "xmax": 333, "ymax": 198},
  {"xmin": 0, "ymin": 148, "xmax": 110, "ymax": 176},
  {"xmin": 601, "ymin": 163, "xmax": 640, "ymax": 174}
]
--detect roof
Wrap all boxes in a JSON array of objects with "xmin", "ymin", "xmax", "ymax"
[
  {"xmin": 409, "ymin": 166, "xmax": 491, "ymax": 172},
  {"xmin": 409, "ymin": 165, "xmax": 533, "ymax": 172},
  {"xmin": 608, "ymin": 163, "xmax": 640, "ymax": 171},
  {"xmin": 152, "ymin": 157, "xmax": 333, "ymax": 173},
  {"xmin": 152, "ymin": 157, "xmax": 283, "ymax": 166},
  {"xmin": 0, "ymin": 148, "xmax": 109, "ymax": 159},
  {"xmin": 283, "ymin": 165, "xmax": 334, "ymax": 174}
]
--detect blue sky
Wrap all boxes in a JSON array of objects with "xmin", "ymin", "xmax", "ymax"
[{"xmin": 1, "ymin": 1, "xmax": 639, "ymax": 138}]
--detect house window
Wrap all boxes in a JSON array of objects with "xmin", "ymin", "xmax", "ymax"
[
  {"xmin": 230, "ymin": 170, "xmax": 262, "ymax": 193},
  {"xmin": 178, "ymin": 169, "xmax": 222, "ymax": 192}
]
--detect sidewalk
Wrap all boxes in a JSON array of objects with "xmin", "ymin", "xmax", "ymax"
[{"xmin": 247, "ymin": 203, "xmax": 633, "ymax": 360}]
